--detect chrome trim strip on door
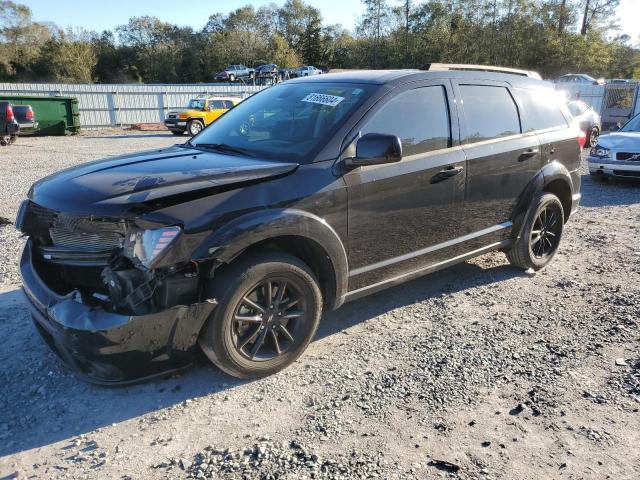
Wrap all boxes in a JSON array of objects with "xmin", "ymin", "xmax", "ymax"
[
  {"xmin": 345, "ymin": 239, "xmax": 510, "ymax": 300},
  {"xmin": 348, "ymin": 221, "xmax": 513, "ymax": 277}
]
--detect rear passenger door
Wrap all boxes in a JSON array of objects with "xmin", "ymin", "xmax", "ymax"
[{"xmin": 453, "ymin": 81, "xmax": 541, "ymax": 237}]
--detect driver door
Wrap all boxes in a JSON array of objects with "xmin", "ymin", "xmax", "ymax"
[
  {"xmin": 205, "ymin": 100, "xmax": 227, "ymax": 125},
  {"xmin": 344, "ymin": 82, "xmax": 468, "ymax": 291}
]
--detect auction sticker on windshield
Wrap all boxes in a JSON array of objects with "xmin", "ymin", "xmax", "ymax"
[{"xmin": 301, "ymin": 93, "xmax": 345, "ymax": 107}]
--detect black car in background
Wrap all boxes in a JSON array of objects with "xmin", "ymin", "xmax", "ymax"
[
  {"xmin": 17, "ymin": 66, "xmax": 583, "ymax": 384},
  {"xmin": 567, "ymin": 100, "xmax": 601, "ymax": 148},
  {"xmin": 12, "ymin": 105, "xmax": 39, "ymax": 134},
  {"xmin": 0, "ymin": 101, "xmax": 19, "ymax": 146}
]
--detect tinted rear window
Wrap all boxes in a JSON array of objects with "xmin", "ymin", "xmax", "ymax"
[
  {"xmin": 460, "ymin": 85, "xmax": 521, "ymax": 143},
  {"xmin": 514, "ymin": 88, "xmax": 568, "ymax": 131},
  {"xmin": 362, "ymin": 86, "xmax": 451, "ymax": 156}
]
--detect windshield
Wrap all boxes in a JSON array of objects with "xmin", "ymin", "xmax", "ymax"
[
  {"xmin": 191, "ymin": 82, "xmax": 376, "ymax": 162},
  {"xmin": 621, "ymin": 114, "xmax": 640, "ymax": 132},
  {"xmin": 187, "ymin": 99, "xmax": 205, "ymax": 110}
]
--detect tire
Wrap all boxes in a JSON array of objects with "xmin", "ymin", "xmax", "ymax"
[
  {"xmin": 0, "ymin": 136, "xmax": 9, "ymax": 146},
  {"xmin": 229, "ymin": 74, "xmax": 235, "ymax": 83},
  {"xmin": 588, "ymin": 126, "xmax": 599, "ymax": 148},
  {"xmin": 505, "ymin": 192, "xmax": 564, "ymax": 271},
  {"xmin": 170, "ymin": 130, "xmax": 184, "ymax": 136},
  {"xmin": 187, "ymin": 120, "xmax": 204, "ymax": 136},
  {"xmin": 198, "ymin": 251, "xmax": 322, "ymax": 379}
]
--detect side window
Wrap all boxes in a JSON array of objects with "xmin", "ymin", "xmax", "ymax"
[
  {"xmin": 460, "ymin": 85, "xmax": 521, "ymax": 143},
  {"xmin": 362, "ymin": 86, "xmax": 451, "ymax": 156},
  {"xmin": 223, "ymin": 100, "xmax": 234, "ymax": 108},
  {"xmin": 209, "ymin": 100, "xmax": 225, "ymax": 110},
  {"xmin": 513, "ymin": 88, "xmax": 568, "ymax": 131}
]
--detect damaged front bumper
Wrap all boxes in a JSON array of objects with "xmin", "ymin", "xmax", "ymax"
[{"xmin": 20, "ymin": 241, "xmax": 217, "ymax": 385}]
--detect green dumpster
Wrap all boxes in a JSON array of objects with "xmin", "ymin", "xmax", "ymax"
[{"xmin": 0, "ymin": 95, "xmax": 80, "ymax": 135}]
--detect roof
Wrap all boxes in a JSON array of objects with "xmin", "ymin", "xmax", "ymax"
[{"xmin": 288, "ymin": 69, "xmax": 549, "ymax": 88}]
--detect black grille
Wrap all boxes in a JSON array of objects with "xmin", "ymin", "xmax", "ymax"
[
  {"xmin": 22, "ymin": 202, "xmax": 125, "ymax": 253},
  {"xmin": 50, "ymin": 214, "xmax": 125, "ymax": 251},
  {"xmin": 616, "ymin": 152, "xmax": 640, "ymax": 161}
]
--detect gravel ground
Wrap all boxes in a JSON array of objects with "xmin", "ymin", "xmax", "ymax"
[{"xmin": 0, "ymin": 133, "xmax": 638, "ymax": 479}]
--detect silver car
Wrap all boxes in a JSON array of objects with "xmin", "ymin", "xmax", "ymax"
[{"xmin": 588, "ymin": 113, "xmax": 640, "ymax": 180}]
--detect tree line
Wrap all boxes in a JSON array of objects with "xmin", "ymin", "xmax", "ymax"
[{"xmin": 0, "ymin": 0, "xmax": 638, "ymax": 84}]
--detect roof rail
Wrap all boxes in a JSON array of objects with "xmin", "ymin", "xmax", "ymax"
[{"xmin": 421, "ymin": 63, "xmax": 542, "ymax": 80}]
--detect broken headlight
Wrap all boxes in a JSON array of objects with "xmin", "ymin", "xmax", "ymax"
[{"xmin": 124, "ymin": 226, "xmax": 181, "ymax": 268}]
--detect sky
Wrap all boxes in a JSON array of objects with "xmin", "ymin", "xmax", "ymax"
[{"xmin": 18, "ymin": 0, "xmax": 640, "ymax": 40}]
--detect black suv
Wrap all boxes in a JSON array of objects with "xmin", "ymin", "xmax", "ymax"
[{"xmin": 17, "ymin": 67, "xmax": 583, "ymax": 384}]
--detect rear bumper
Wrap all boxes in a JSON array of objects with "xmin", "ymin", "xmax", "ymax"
[
  {"xmin": 20, "ymin": 241, "xmax": 216, "ymax": 385},
  {"xmin": 18, "ymin": 121, "xmax": 38, "ymax": 131}
]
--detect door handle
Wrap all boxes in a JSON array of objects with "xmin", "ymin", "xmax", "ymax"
[
  {"xmin": 519, "ymin": 148, "xmax": 539, "ymax": 161},
  {"xmin": 430, "ymin": 165, "xmax": 463, "ymax": 184}
]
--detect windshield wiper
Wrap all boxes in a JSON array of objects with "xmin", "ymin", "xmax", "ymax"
[{"xmin": 190, "ymin": 143, "xmax": 256, "ymax": 157}]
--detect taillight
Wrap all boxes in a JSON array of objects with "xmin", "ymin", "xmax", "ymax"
[
  {"xmin": 5, "ymin": 105, "xmax": 14, "ymax": 122},
  {"xmin": 26, "ymin": 107, "xmax": 33, "ymax": 120},
  {"xmin": 577, "ymin": 130, "xmax": 587, "ymax": 149}
]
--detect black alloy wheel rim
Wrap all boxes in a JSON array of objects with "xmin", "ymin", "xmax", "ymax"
[
  {"xmin": 231, "ymin": 277, "xmax": 306, "ymax": 361},
  {"xmin": 530, "ymin": 204, "xmax": 562, "ymax": 258}
]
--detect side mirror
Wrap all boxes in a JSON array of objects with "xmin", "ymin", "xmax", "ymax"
[{"xmin": 345, "ymin": 133, "xmax": 402, "ymax": 169}]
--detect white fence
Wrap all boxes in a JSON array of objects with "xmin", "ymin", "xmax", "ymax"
[
  {"xmin": 0, "ymin": 83, "xmax": 266, "ymax": 128},
  {"xmin": 555, "ymin": 83, "xmax": 606, "ymax": 113},
  {"xmin": 555, "ymin": 82, "xmax": 640, "ymax": 117}
]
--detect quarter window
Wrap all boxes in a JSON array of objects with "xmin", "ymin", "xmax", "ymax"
[
  {"xmin": 514, "ymin": 88, "xmax": 569, "ymax": 131},
  {"xmin": 362, "ymin": 86, "xmax": 451, "ymax": 156},
  {"xmin": 460, "ymin": 85, "xmax": 521, "ymax": 143}
]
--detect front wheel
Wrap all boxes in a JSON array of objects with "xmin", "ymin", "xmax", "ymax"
[
  {"xmin": 229, "ymin": 74, "xmax": 235, "ymax": 83},
  {"xmin": 187, "ymin": 120, "xmax": 204, "ymax": 136},
  {"xmin": 199, "ymin": 252, "xmax": 322, "ymax": 379},
  {"xmin": 505, "ymin": 192, "xmax": 564, "ymax": 271}
]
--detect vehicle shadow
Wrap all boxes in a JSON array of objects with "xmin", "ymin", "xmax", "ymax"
[
  {"xmin": 0, "ymin": 259, "xmax": 523, "ymax": 457},
  {"xmin": 579, "ymin": 172, "xmax": 640, "ymax": 208}
]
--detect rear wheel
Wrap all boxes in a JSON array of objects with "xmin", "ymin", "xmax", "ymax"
[
  {"xmin": 588, "ymin": 126, "xmax": 599, "ymax": 148},
  {"xmin": 187, "ymin": 120, "xmax": 204, "ymax": 136},
  {"xmin": 199, "ymin": 252, "xmax": 322, "ymax": 379},
  {"xmin": 229, "ymin": 74, "xmax": 236, "ymax": 83},
  {"xmin": 506, "ymin": 192, "xmax": 564, "ymax": 271}
]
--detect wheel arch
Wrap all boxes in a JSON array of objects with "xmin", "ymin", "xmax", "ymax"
[
  {"xmin": 194, "ymin": 209, "xmax": 349, "ymax": 310},
  {"xmin": 512, "ymin": 161, "xmax": 574, "ymax": 238}
]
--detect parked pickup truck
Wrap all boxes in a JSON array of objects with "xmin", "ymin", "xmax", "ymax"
[
  {"xmin": 0, "ymin": 101, "xmax": 19, "ymax": 146},
  {"xmin": 214, "ymin": 65, "xmax": 255, "ymax": 83},
  {"xmin": 12, "ymin": 105, "xmax": 38, "ymax": 134},
  {"xmin": 164, "ymin": 97, "xmax": 241, "ymax": 136}
]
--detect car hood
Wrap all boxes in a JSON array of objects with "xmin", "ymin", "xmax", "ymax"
[
  {"xmin": 28, "ymin": 145, "xmax": 298, "ymax": 216},
  {"xmin": 596, "ymin": 132, "xmax": 640, "ymax": 151}
]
